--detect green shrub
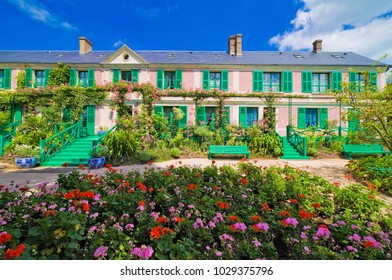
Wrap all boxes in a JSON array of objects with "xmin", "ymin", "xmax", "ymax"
[
  {"xmin": 170, "ymin": 148, "xmax": 180, "ymax": 159},
  {"xmin": 138, "ymin": 150, "xmax": 157, "ymax": 163}
]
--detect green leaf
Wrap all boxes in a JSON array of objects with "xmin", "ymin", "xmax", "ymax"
[{"xmin": 28, "ymin": 227, "xmax": 41, "ymax": 237}]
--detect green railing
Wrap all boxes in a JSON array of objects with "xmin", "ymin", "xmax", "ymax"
[
  {"xmin": 0, "ymin": 121, "xmax": 19, "ymax": 156},
  {"xmin": 92, "ymin": 125, "xmax": 117, "ymax": 148},
  {"xmin": 286, "ymin": 126, "xmax": 307, "ymax": 157},
  {"xmin": 275, "ymin": 131, "xmax": 285, "ymax": 150},
  {"xmin": 54, "ymin": 122, "xmax": 74, "ymax": 134},
  {"xmin": 40, "ymin": 121, "xmax": 81, "ymax": 163}
]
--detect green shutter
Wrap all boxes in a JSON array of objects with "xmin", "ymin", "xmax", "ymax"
[
  {"xmin": 86, "ymin": 105, "xmax": 96, "ymax": 135},
  {"xmin": 348, "ymin": 108, "xmax": 360, "ymax": 132},
  {"xmin": 178, "ymin": 106, "xmax": 188, "ymax": 128},
  {"xmin": 224, "ymin": 106, "xmax": 230, "ymax": 125},
  {"xmin": 331, "ymin": 71, "xmax": 342, "ymax": 92},
  {"xmin": 282, "ymin": 71, "xmax": 293, "ymax": 93},
  {"xmin": 297, "ymin": 108, "xmax": 306, "ymax": 128},
  {"xmin": 174, "ymin": 69, "xmax": 182, "ymax": 89},
  {"xmin": 370, "ymin": 72, "xmax": 377, "ymax": 91},
  {"xmin": 221, "ymin": 70, "xmax": 228, "ymax": 91},
  {"xmin": 132, "ymin": 69, "xmax": 139, "ymax": 83},
  {"xmin": 69, "ymin": 69, "xmax": 77, "ymax": 86},
  {"xmin": 319, "ymin": 108, "xmax": 328, "ymax": 129},
  {"xmin": 62, "ymin": 106, "xmax": 72, "ymax": 122},
  {"xmin": 113, "ymin": 69, "xmax": 120, "ymax": 83},
  {"xmin": 196, "ymin": 106, "xmax": 206, "ymax": 125},
  {"xmin": 25, "ymin": 68, "xmax": 32, "ymax": 87},
  {"xmin": 88, "ymin": 69, "xmax": 95, "ymax": 87},
  {"xmin": 202, "ymin": 70, "xmax": 210, "ymax": 90},
  {"xmin": 239, "ymin": 106, "xmax": 247, "ymax": 128},
  {"xmin": 253, "ymin": 70, "xmax": 263, "ymax": 92},
  {"xmin": 349, "ymin": 72, "xmax": 356, "ymax": 91},
  {"xmin": 13, "ymin": 104, "xmax": 23, "ymax": 124},
  {"xmin": 156, "ymin": 70, "xmax": 164, "ymax": 90},
  {"xmin": 154, "ymin": 105, "xmax": 164, "ymax": 116},
  {"xmin": 44, "ymin": 68, "xmax": 51, "ymax": 87},
  {"xmin": 302, "ymin": 71, "xmax": 312, "ymax": 93},
  {"xmin": 4, "ymin": 68, "xmax": 11, "ymax": 89}
]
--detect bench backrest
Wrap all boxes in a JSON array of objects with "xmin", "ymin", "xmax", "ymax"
[
  {"xmin": 342, "ymin": 144, "xmax": 385, "ymax": 152},
  {"xmin": 209, "ymin": 145, "xmax": 249, "ymax": 153}
]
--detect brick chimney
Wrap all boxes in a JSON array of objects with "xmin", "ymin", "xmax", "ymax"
[
  {"xmin": 312, "ymin": 39, "xmax": 322, "ymax": 53},
  {"xmin": 228, "ymin": 35, "xmax": 236, "ymax": 55},
  {"xmin": 235, "ymin": 34, "xmax": 243, "ymax": 56},
  {"xmin": 79, "ymin": 37, "xmax": 92, "ymax": 54}
]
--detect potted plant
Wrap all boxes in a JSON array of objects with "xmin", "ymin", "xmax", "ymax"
[
  {"xmin": 13, "ymin": 145, "xmax": 40, "ymax": 168},
  {"xmin": 88, "ymin": 144, "xmax": 109, "ymax": 169},
  {"xmin": 97, "ymin": 126, "xmax": 109, "ymax": 136}
]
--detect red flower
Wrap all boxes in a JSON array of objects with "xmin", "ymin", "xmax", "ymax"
[
  {"xmin": 251, "ymin": 215, "xmax": 262, "ymax": 222},
  {"xmin": 164, "ymin": 171, "xmax": 172, "ymax": 176},
  {"xmin": 333, "ymin": 181, "xmax": 341, "ymax": 187},
  {"xmin": 157, "ymin": 216, "xmax": 168, "ymax": 224},
  {"xmin": 148, "ymin": 161, "xmax": 153, "ymax": 165},
  {"xmin": 188, "ymin": 184, "xmax": 198, "ymax": 190},
  {"xmin": 229, "ymin": 224, "xmax": 238, "ymax": 232},
  {"xmin": 262, "ymin": 203, "xmax": 271, "ymax": 211},
  {"xmin": 0, "ymin": 185, "xmax": 4, "ymax": 189},
  {"xmin": 240, "ymin": 178, "xmax": 249, "ymax": 186},
  {"xmin": 312, "ymin": 203, "xmax": 321, "ymax": 209},
  {"xmin": 229, "ymin": 215, "xmax": 240, "ymax": 222},
  {"xmin": 0, "ymin": 232, "xmax": 12, "ymax": 244},
  {"xmin": 280, "ymin": 220, "xmax": 289, "ymax": 227},
  {"xmin": 363, "ymin": 241, "xmax": 375, "ymax": 248},
  {"xmin": 3, "ymin": 244, "xmax": 26, "ymax": 260},
  {"xmin": 105, "ymin": 164, "xmax": 113, "ymax": 168},
  {"xmin": 212, "ymin": 160, "xmax": 216, "ymax": 165},
  {"xmin": 150, "ymin": 226, "xmax": 162, "ymax": 239},
  {"xmin": 251, "ymin": 225, "xmax": 260, "ymax": 232},
  {"xmin": 216, "ymin": 201, "xmax": 230, "ymax": 209},
  {"xmin": 299, "ymin": 194, "xmax": 306, "ymax": 199},
  {"xmin": 280, "ymin": 211, "xmax": 291, "ymax": 217},
  {"xmin": 169, "ymin": 164, "xmax": 175, "ymax": 169},
  {"xmin": 344, "ymin": 173, "xmax": 353, "ymax": 180},
  {"xmin": 289, "ymin": 198, "xmax": 298, "ymax": 204},
  {"xmin": 138, "ymin": 201, "xmax": 145, "ymax": 207},
  {"xmin": 175, "ymin": 217, "xmax": 184, "ymax": 223},
  {"xmin": 62, "ymin": 162, "xmax": 69, "ymax": 167},
  {"xmin": 299, "ymin": 210, "xmax": 310, "ymax": 220},
  {"xmin": 82, "ymin": 202, "xmax": 90, "ymax": 212},
  {"xmin": 78, "ymin": 164, "xmax": 85, "ymax": 170}
]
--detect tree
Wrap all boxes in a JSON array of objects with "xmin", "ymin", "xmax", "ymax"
[
  {"xmin": 48, "ymin": 63, "xmax": 70, "ymax": 86},
  {"xmin": 336, "ymin": 69, "xmax": 392, "ymax": 151}
]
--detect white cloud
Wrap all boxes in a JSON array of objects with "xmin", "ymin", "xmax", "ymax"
[
  {"xmin": 113, "ymin": 40, "xmax": 123, "ymax": 48},
  {"xmin": 130, "ymin": 4, "xmax": 161, "ymax": 20},
  {"xmin": 270, "ymin": 0, "xmax": 392, "ymax": 63},
  {"xmin": 8, "ymin": 0, "xmax": 77, "ymax": 31}
]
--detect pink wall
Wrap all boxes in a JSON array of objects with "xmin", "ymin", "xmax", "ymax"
[
  {"xmin": 277, "ymin": 107, "xmax": 289, "ymax": 132},
  {"xmin": 239, "ymin": 71, "xmax": 252, "ymax": 92},
  {"xmin": 150, "ymin": 71, "xmax": 157, "ymax": 87},
  {"xmin": 228, "ymin": 71, "xmax": 233, "ymax": 92},
  {"xmin": 293, "ymin": 72, "xmax": 302, "ymax": 93},
  {"xmin": 94, "ymin": 70, "xmax": 103, "ymax": 86},
  {"xmin": 182, "ymin": 70, "xmax": 194, "ymax": 90}
]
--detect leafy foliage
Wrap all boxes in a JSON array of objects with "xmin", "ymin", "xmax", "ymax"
[{"xmin": 48, "ymin": 63, "xmax": 71, "ymax": 86}]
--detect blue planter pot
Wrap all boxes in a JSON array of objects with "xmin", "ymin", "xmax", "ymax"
[
  {"xmin": 97, "ymin": 131, "xmax": 107, "ymax": 136},
  {"xmin": 15, "ymin": 157, "xmax": 38, "ymax": 168},
  {"xmin": 88, "ymin": 157, "xmax": 105, "ymax": 169}
]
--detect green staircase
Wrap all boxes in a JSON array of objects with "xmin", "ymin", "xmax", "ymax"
[
  {"xmin": 280, "ymin": 136, "xmax": 309, "ymax": 160},
  {"xmin": 40, "ymin": 135, "xmax": 99, "ymax": 166}
]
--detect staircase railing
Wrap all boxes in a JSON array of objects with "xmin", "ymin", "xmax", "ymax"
[
  {"xmin": 0, "ymin": 121, "xmax": 19, "ymax": 156},
  {"xmin": 92, "ymin": 125, "xmax": 117, "ymax": 148},
  {"xmin": 40, "ymin": 121, "xmax": 81, "ymax": 163},
  {"xmin": 286, "ymin": 126, "xmax": 307, "ymax": 157}
]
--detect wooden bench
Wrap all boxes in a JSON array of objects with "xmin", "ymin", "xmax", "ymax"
[
  {"xmin": 208, "ymin": 145, "xmax": 250, "ymax": 160},
  {"xmin": 342, "ymin": 144, "xmax": 390, "ymax": 160}
]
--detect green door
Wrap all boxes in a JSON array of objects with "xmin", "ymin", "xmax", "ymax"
[
  {"xmin": 82, "ymin": 105, "xmax": 96, "ymax": 136},
  {"xmin": 13, "ymin": 104, "xmax": 23, "ymax": 123}
]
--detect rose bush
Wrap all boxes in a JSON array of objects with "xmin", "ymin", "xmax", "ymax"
[{"xmin": 0, "ymin": 162, "xmax": 391, "ymax": 260}]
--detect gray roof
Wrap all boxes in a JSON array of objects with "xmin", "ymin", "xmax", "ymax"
[{"xmin": 0, "ymin": 49, "xmax": 387, "ymax": 67}]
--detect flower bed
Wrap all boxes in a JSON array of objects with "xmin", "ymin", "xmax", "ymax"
[
  {"xmin": 347, "ymin": 155, "xmax": 392, "ymax": 194},
  {"xmin": 0, "ymin": 162, "xmax": 391, "ymax": 260}
]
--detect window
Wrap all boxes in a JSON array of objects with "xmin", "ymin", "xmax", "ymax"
[
  {"xmin": 202, "ymin": 70, "xmax": 228, "ymax": 90},
  {"xmin": 239, "ymin": 106, "xmax": 258, "ymax": 127},
  {"xmin": 164, "ymin": 71, "xmax": 176, "ymax": 89},
  {"xmin": 156, "ymin": 70, "xmax": 182, "ymax": 90},
  {"xmin": 349, "ymin": 72, "xmax": 364, "ymax": 92},
  {"xmin": 35, "ymin": 70, "xmax": 45, "ymax": 87},
  {"xmin": 263, "ymin": 73, "xmax": 280, "ymax": 92},
  {"xmin": 0, "ymin": 70, "xmax": 4, "ymax": 88},
  {"xmin": 121, "ymin": 71, "xmax": 133, "ymax": 82},
  {"xmin": 210, "ymin": 72, "xmax": 221, "ymax": 89},
  {"xmin": 79, "ymin": 71, "xmax": 88, "ymax": 87},
  {"xmin": 305, "ymin": 108, "xmax": 318, "ymax": 127},
  {"xmin": 297, "ymin": 108, "xmax": 328, "ymax": 129},
  {"xmin": 312, "ymin": 73, "xmax": 329, "ymax": 93},
  {"xmin": 154, "ymin": 105, "xmax": 188, "ymax": 127}
]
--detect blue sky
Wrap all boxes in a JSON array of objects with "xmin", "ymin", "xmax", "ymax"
[{"xmin": 1, "ymin": 0, "xmax": 392, "ymax": 63}]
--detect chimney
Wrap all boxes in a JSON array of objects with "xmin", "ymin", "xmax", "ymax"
[
  {"xmin": 235, "ymin": 34, "xmax": 243, "ymax": 56},
  {"xmin": 312, "ymin": 39, "xmax": 322, "ymax": 53},
  {"xmin": 79, "ymin": 37, "xmax": 92, "ymax": 54},
  {"xmin": 228, "ymin": 35, "xmax": 236, "ymax": 55}
]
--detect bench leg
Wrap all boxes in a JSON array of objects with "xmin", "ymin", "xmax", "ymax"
[{"xmin": 208, "ymin": 153, "xmax": 212, "ymax": 160}]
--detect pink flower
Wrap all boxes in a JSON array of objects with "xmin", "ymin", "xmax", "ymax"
[
  {"xmin": 131, "ymin": 245, "xmax": 154, "ymax": 260},
  {"xmin": 348, "ymin": 233, "xmax": 361, "ymax": 243},
  {"xmin": 233, "ymin": 222, "xmax": 247, "ymax": 232},
  {"xmin": 151, "ymin": 212, "xmax": 159, "ymax": 220},
  {"xmin": 304, "ymin": 246, "xmax": 311, "ymax": 255},
  {"xmin": 125, "ymin": 223, "xmax": 134, "ymax": 230},
  {"xmin": 255, "ymin": 222, "xmax": 270, "ymax": 232},
  {"xmin": 351, "ymin": 224, "xmax": 361, "ymax": 230},
  {"xmin": 216, "ymin": 251, "xmax": 222, "ymax": 257},
  {"xmin": 208, "ymin": 221, "xmax": 216, "ymax": 228},
  {"xmin": 93, "ymin": 246, "xmax": 108, "ymax": 258},
  {"xmin": 169, "ymin": 206, "xmax": 175, "ymax": 213},
  {"xmin": 252, "ymin": 240, "xmax": 261, "ymax": 247},
  {"xmin": 285, "ymin": 218, "xmax": 298, "ymax": 227},
  {"xmin": 220, "ymin": 234, "xmax": 234, "ymax": 241},
  {"xmin": 300, "ymin": 232, "xmax": 307, "ymax": 239},
  {"xmin": 315, "ymin": 226, "xmax": 330, "ymax": 239},
  {"xmin": 347, "ymin": 246, "xmax": 358, "ymax": 252}
]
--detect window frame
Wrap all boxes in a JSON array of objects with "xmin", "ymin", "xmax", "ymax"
[
  {"xmin": 263, "ymin": 72, "xmax": 281, "ymax": 92},
  {"xmin": 78, "ymin": 71, "xmax": 89, "ymax": 87},
  {"xmin": 312, "ymin": 73, "xmax": 330, "ymax": 93}
]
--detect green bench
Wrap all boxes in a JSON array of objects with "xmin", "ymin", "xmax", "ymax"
[
  {"xmin": 208, "ymin": 145, "xmax": 250, "ymax": 160},
  {"xmin": 342, "ymin": 144, "xmax": 390, "ymax": 160}
]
